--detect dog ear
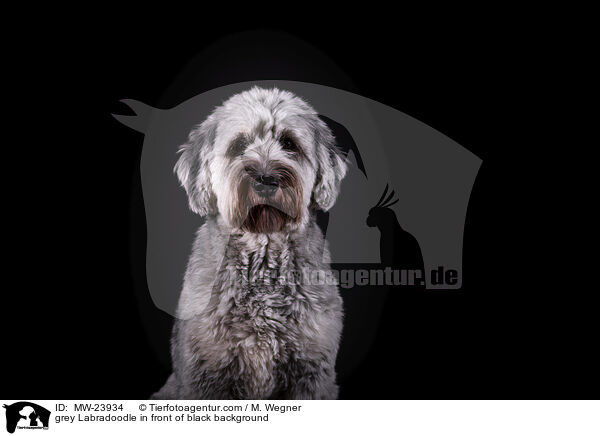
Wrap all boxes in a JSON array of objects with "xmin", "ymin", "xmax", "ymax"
[
  {"xmin": 174, "ymin": 118, "xmax": 218, "ymax": 216},
  {"xmin": 312, "ymin": 117, "xmax": 348, "ymax": 211}
]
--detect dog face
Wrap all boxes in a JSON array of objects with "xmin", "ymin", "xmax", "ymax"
[{"xmin": 175, "ymin": 87, "xmax": 347, "ymax": 233}]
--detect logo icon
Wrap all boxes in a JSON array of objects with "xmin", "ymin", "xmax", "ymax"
[{"xmin": 2, "ymin": 402, "xmax": 50, "ymax": 433}]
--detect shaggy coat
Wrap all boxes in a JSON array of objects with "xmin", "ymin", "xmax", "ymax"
[{"xmin": 152, "ymin": 87, "xmax": 347, "ymax": 399}]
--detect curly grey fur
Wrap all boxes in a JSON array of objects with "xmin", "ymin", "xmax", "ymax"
[{"xmin": 152, "ymin": 87, "xmax": 347, "ymax": 400}]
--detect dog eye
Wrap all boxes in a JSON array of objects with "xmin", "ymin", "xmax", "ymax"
[
  {"xmin": 227, "ymin": 135, "xmax": 247, "ymax": 157},
  {"xmin": 281, "ymin": 135, "xmax": 297, "ymax": 152}
]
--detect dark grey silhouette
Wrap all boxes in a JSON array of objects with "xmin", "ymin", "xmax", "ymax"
[
  {"xmin": 3, "ymin": 402, "xmax": 50, "ymax": 434},
  {"xmin": 315, "ymin": 114, "xmax": 367, "ymax": 237},
  {"xmin": 367, "ymin": 184, "xmax": 425, "ymax": 287}
]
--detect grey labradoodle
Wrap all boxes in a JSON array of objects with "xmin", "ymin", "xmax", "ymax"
[{"xmin": 152, "ymin": 87, "xmax": 348, "ymax": 399}]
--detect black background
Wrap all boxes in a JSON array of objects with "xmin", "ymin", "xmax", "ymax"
[{"xmin": 3, "ymin": 17, "xmax": 593, "ymax": 399}]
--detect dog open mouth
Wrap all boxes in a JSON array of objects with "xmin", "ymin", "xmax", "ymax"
[
  {"xmin": 234, "ymin": 164, "xmax": 304, "ymax": 233},
  {"xmin": 242, "ymin": 204, "xmax": 293, "ymax": 233}
]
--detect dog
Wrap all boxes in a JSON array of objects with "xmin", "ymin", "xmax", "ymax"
[{"xmin": 151, "ymin": 87, "xmax": 348, "ymax": 399}]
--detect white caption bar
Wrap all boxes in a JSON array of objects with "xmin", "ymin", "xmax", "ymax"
[{"xmin": 1, "ymin": 400, "xmax": 599, "ymax": 435}]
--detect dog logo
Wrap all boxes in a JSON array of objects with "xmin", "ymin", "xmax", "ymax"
[{"xmin": 2, "ymin": 402, "xmax": 50, "ymax": 433}]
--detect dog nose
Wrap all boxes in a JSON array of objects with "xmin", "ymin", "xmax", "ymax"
[{"xmin": 254, "ymin": 175, "xmax": 279, "ymax": 197}]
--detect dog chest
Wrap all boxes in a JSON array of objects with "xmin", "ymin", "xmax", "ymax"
[{"xmin": 181, "ymin": 222, "xmax": 340, "ymax": 399}]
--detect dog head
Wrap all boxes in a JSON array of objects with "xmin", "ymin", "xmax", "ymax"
[{"xmin": 175, "ymin": 87, "xmax": 347, "ymax": 233}]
